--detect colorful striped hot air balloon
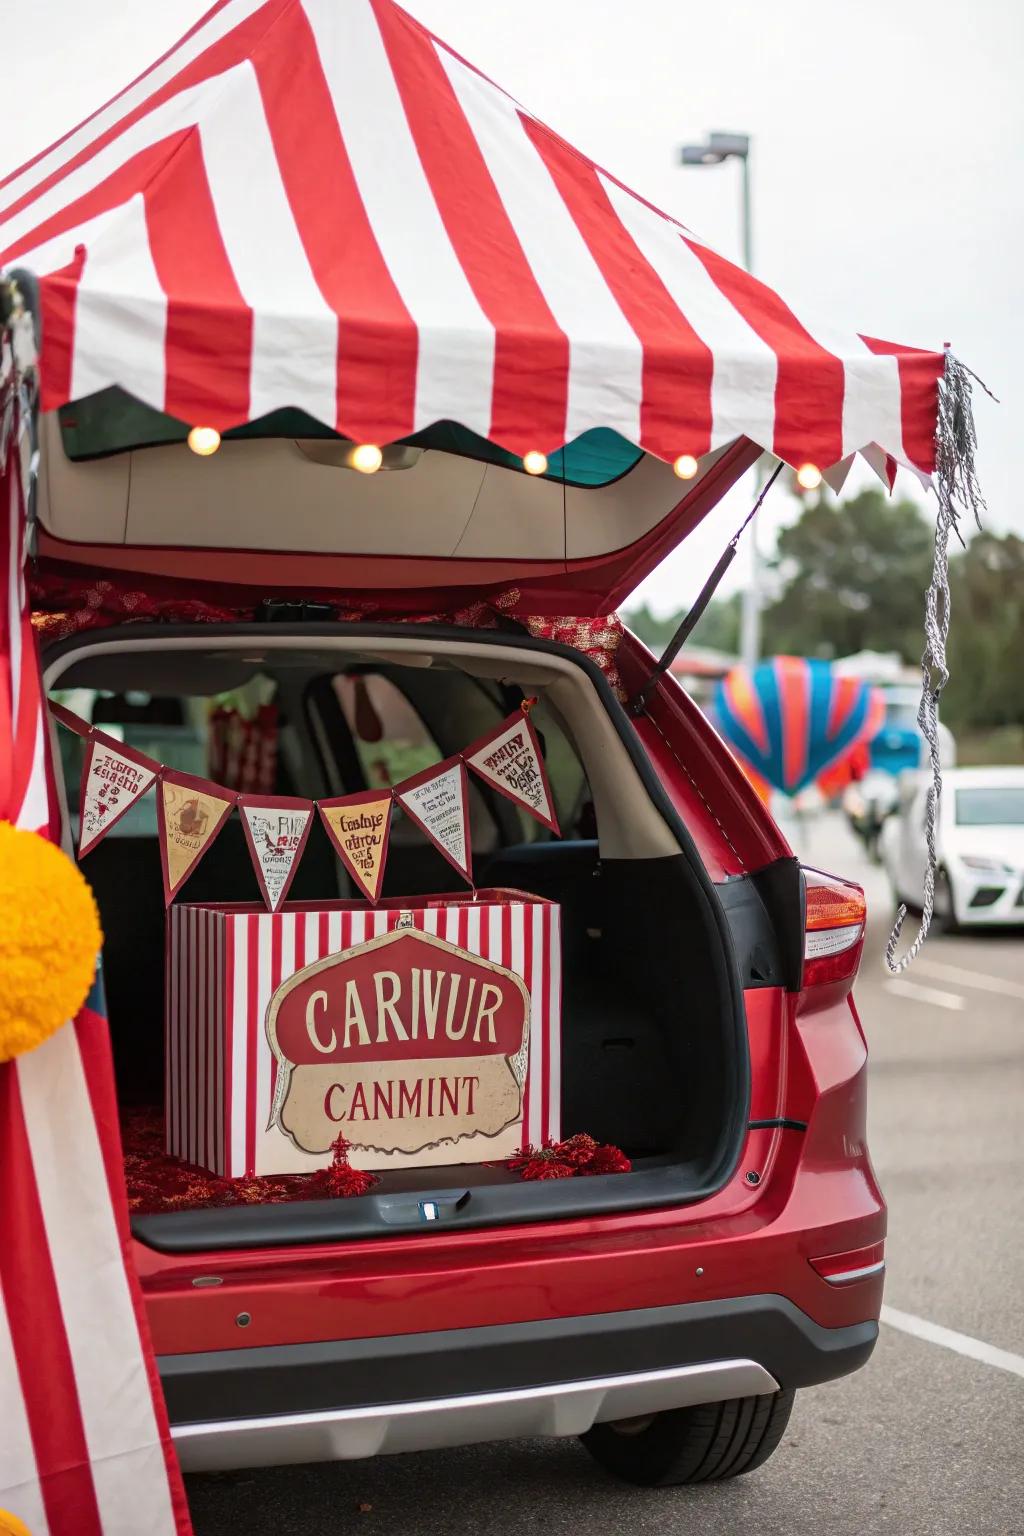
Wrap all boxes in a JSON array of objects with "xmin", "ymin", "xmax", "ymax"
[{"xmin": 714, "ymin": 657, "xmax": 886, "ymax": 798}]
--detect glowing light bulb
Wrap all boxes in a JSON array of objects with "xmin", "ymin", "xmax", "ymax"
[
  {"xmin": 350, "ymin": 443, "xmax": 383, "ymax": 474},
  {"xmin": 187, "ymin": 425, "xmax": 221, "ymax": 457},
  {"xmin": 672, "ymin": 453, "xmax": 699, "ymax": 480},
  {"xmin": 796, "ymin": 461, "xmax": 822, "ymax": 491},
  {"xmin": 522, "ymin": 450, "xmax": 548, "ymax": 476}
]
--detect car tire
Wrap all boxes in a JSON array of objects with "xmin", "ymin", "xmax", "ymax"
[
  {"xmin": 580, "ymin": 1389, "xmax": 796, "ymax": 1486},
  {"xmin": 933, "ymin": 869, "xmax": 960, "ymax": 934}
]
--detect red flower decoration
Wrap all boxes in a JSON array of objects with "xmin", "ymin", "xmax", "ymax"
[
  {"xmin": 581, "ymin": 1143, "xmax": 632, "ymax": 1176},
  {"xmin": 556, "ymin": 1133, "xmax": 600, "ymax": 1168},
  {"xmin": 517, "ymin": 1159, "xmax": 575, "ymax": 1180},
  {"xmin": 506, "ymin": 1133, "xmax": 630, "ymax": 1181}
]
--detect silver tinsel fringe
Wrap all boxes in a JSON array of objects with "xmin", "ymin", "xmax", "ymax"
[{"xmin": 885, "ymin": 350, "xmax": 994, "ymax": 973}]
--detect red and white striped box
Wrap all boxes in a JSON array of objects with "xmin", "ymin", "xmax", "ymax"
[{"xmin": 166, "ymin": 892, "xmax": 561, "ymax": 1178}]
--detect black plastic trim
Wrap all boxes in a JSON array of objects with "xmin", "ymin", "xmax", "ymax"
[
  {"xmin": 44, "ymin": 621, "xmax": 760, "ymax": 1247},
  {"xmin": 158, "ymin": 1294, "xmax": 878, "ymax": 1426},
  {"xmin": 716, "ymin": 874, "xmax": 787, "ymax": 988},
  {"xmin": 132, "ymin": 1157, "xmax": 706, "ymax": 1252},
  {"xmin": 751, "ymin": 857, "xmax": 805, "ymax": 992},
  {"xmin": 748, "ymin": 1118, "xmax": 807, "ymax": 1132}
]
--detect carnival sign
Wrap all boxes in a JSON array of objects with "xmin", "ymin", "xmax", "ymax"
[
  {"xmin": 265, "ymin": 927, "xmax": 530, "ymax": 1165},
  {"xmin": 463, "ymin": 705, "xmax": 560, "ymax": 835},
  {"xmin": 157, "ymin": 769, "xmax": 237, "ymax": 903},
  {"xmin": 78, "ymin": 730, "xmax": 160, "ymax": 857},
  {"xmin": 318, "ymin": 790, "xmax": 393, "ymax": 904},
  {"xmin": 395, "ymin": 756, "xmax": 473, "ymax": 885},
  {"xmin": 238, "ymin": 793, "xmax": 314, "ymax": 911}
]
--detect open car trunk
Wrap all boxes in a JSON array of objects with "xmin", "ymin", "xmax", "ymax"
[{"xmin": 44, "ymin": 622, "xmax": 750, "ymax": 1251}]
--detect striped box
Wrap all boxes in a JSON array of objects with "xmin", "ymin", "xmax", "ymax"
[{"xmin": 166, "ymin": 892, "xmax": 561, "ymax": 1178}]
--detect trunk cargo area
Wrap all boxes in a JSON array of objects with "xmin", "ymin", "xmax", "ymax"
[{"xmin": 44, "ymin": 623, "xmax": 749, "ymax": 1247}]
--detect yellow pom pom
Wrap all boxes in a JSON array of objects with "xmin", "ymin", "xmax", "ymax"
[
  {"xmin": 0, "ymin": 1508, "xmax": 35, "ymax": 1536},
  {"xmin": 0, "ymin": 823, "xmax": 102, "ymax": 1062}
]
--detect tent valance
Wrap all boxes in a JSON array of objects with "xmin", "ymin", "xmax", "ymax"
[{"xmin": 1, "ymin": 0, "xmax": 947, "ymax": 486}]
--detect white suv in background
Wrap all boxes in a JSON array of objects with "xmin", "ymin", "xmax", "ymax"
[{"xmin": 881, "ymin": 767, "xmax": 1024, "ymax": 930}]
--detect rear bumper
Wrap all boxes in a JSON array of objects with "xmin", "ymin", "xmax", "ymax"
[{"xmin": 163, "ymin": 1294, "xmax": 876, "ymax": 1470}]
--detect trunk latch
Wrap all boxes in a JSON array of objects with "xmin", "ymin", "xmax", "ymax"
[{"xmin": 376, "ymin": 1189, "xmax": 471, "ymax": 1226}]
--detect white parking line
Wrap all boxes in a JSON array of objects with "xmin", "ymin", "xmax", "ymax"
[
  {"xmin": 913, "ymin": 959, "xmax": 1024, "ymax": 1004},
  {"xmin": 881, "ymin": 1305, "xmax": 1024, "ymax": 1379},
  {"xmin": 883, "ymin": 980, "xmax": 965, "ymax": 1012}
]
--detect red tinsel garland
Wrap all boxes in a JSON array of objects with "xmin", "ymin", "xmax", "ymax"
[
  {"xmin": 312, "ymin": 1133, "xmax": 378, "ymax": 1199},
  {"xmin": 506, "ymin": 1133, "xmax": 631, "ymax": 1181},
  {"xmin": 30, "ymin": 570, "xmax": 626, "ymax": 698},
  {"xmin": 123, "ymin": 1111, "xmax": 627, "ymax": 1211},
  {"xmin": 122, "ymin": 1107, "xmax": 377, "ymax": 1211}
]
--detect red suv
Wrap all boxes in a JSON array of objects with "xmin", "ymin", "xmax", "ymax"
[{"xmin": 40, "ymin": 401, "xmax": 884, "ymax": 1489}]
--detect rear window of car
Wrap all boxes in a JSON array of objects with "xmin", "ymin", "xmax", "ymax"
[
  {"xmin": 51, "ymin": 680, "xmax": 285, "ymax": 835},
  {"xmin": 954, "ymin": 787, "xmax": 1024, "ymax": 826},
  {"xmin": 324, "ymin": 668, "xmax": 590, "ymax": 845},
  {"xmin": 53, "ymin": 691, "xmax": 210, "ymax": 836}
]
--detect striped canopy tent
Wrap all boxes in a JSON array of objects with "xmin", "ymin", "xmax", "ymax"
[
  {"xmin": 0, "ymin": 5, "xmax": 988, "ymax": 1536},
  {"xmin": 0, "ymin": 0, "xmax": 965, "ymax": 490}
]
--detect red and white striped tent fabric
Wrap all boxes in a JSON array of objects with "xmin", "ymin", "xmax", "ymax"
[
  {"xmin": 0, "ymin": 350, "xmax": 190, "ymax": 1535},
  {"xmin": 0, "ymin": 0, "xmax": 945, "ymax": 485},
  {"xmin": 0, "ymin": 4, "xmax": 968, "ymax": 1534}
]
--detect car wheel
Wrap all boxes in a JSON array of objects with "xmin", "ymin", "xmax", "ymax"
[
  {"xmin": 580, "ymin": 1389, "xmax": 795, "ymax": 1486},
  {"xmin": 932, "ymin": 869, "xmax": 960, "ymax": 934}
]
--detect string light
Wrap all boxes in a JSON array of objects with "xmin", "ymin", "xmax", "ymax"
[
  {"xmin": 350, "ymin": 443, "xmax": 383, "ymax": 474},
  {"xmin": 522, "ymin": 450, "xmax": 548, "ymax": 476},
  {"xmin": 187, "ymin": 426, "xmax": 221, "ymax": 457},
  {"xmin": 796, "ymin": 461, "xmax": 822, "ymax": 490},
  {"xmin": 672, "ymin": 453, "xmax": 699, "ymax": 480}
]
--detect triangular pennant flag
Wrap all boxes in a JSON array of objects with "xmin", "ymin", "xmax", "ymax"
[
  {"xmin": 49, "ymin": 699, "xmax": 92, "ymax": 736},
  {"xmin": 78, "ymin": 729, "xmax": 161, "ymax": 857},
  {"xmin": 318, "ymin": 790, "xmax": 393, "ymax": 904},
  {"xmin": 157, "ymin": 769, "xmax": 237, "ymax": 904},
  {"xmin": 463, "ymin": 705, "xmax": 560, "ymax": 835},
  {"xmin": 395, "ymin": 755, "xmax": 473, "ymax": 886},
  {"xmin": 238, "ymin": 794, "xmax": 314, "ymax": 911}
]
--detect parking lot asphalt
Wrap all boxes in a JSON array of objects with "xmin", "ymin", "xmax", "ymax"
[{"xmin": 187, "ymin": 813, "xmax": 1024, "ymax": 1536}]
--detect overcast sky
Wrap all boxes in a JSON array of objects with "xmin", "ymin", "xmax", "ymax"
[{"xmin": 5, "ymin": 1, "xmax": 1020, "ymax": 614}]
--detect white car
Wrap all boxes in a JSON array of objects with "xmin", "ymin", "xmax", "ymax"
[{"xmin": 881, "ymin": 766, "xmax": 1024, "ymax": 929}]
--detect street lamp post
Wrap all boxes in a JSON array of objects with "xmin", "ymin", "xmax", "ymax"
[{"xmin": 680, "ymin": 132, "xmax": 762, "ymax": 671}]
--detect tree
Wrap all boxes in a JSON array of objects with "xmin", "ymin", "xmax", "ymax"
[
  {"xmin": 943, "ymin": 532, "xmax": 1024, "ymax": 733},
  {"xmin": 623, "ymin": 594, "xmax": 741, "ymax": 656},
  {"xmin": 761, "ymin": 489, "xmax": 934, "ymax": 662},
  {"xmin": 623, "ymin": 601, "xmax": 679, "ymax": 652},
  {"xmin": 623, "ymin": 495, "xmax": 1021, "ymax": 740}
]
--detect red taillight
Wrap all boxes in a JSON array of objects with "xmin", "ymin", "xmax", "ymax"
[
  {"xmin": 810, "ymin": 1241, "xmax": 885, "ymax": 1285},
  {"xmin": 802, "ymin": 868, "xmax": 866, "ymax": 988}
]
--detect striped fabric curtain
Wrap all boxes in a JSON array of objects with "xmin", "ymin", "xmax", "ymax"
[{"xmin": 0, "ymin": 363, "xmax": 191, "ymax": 1535}]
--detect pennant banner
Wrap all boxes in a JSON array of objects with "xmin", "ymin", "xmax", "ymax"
[
  {"xmin": 395, "ymin": 755, "xmax": 473, "ymax": 886},
  {"xmin": 49, "ymin": 699, "xmax": 92, "ymax": 737},
  {"xmin": 318, "ymin": 790, "xmax": 393, "ymax": 905},
  {"xmin": 463, "ymin": 704, "xmax": 560, "ymax": 835},
  {"xmin": 238, "ymin": 794, "xmax": 314, "ymax": 912},
  {"xmin": 78, "ymin": 730, "xmax": 161, "ymax": 857},
  {"xmin": 157, "ymin": 770, "xmax": 237, "ymax": 905},
  {"xmin": 50, "ymin": 700, "xmax": 563, "ymax": 906}
]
